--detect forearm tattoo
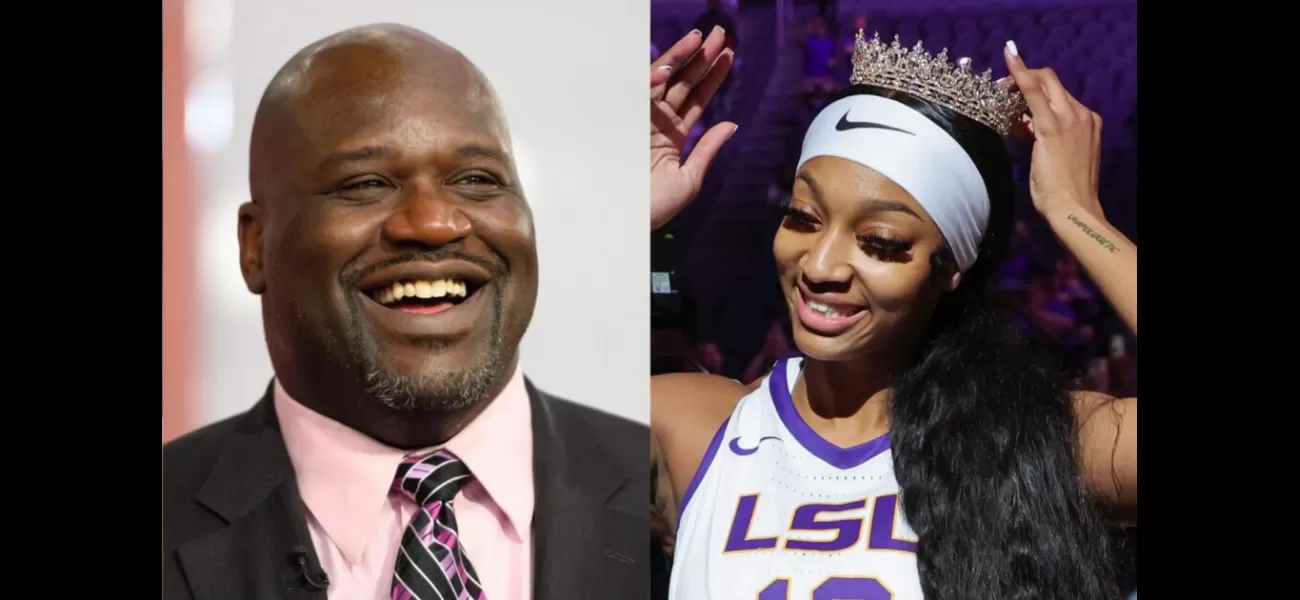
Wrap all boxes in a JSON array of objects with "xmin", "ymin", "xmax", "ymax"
[{"xmin": 1067, "ymin": 214, "xmax": 1120, "ymax": 254}]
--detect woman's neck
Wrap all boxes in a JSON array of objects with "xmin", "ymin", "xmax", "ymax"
[{"xmin": 794, "ymin": 351, "xmax": 908, "ymax": 448}]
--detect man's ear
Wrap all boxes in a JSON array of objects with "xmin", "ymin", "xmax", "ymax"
[{"xmin": 237, "ymin": 201, "xmax": 266, "ymax": 294}]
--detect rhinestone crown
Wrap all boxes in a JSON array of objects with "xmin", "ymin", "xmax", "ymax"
[{"xmin": 850, "ymin": 31, "xmax": 1027, "ymax": 136}]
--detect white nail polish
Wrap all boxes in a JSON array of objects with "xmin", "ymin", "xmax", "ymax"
[{"xmin": 1006, "ymin": 40, "xmax": 1019, "ymax": 57}]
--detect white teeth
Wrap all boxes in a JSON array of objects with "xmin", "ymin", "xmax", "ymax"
[
  {"xmin": 374, "ymin": 279, "xmax": 469, "ymax": 305},
  {"xmin": 807, "ymin": 299, "xmax": 846, "ymax": 318}
]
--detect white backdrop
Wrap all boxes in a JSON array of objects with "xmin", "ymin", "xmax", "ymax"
[{"xmin": 185, "ymin": 0, "xmax": 650, "ymax": 424}]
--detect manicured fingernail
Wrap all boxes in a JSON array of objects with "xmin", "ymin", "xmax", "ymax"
[
  {"xmin": 690, "ymin": 29, "xmax": 702, "ymax": 36},
  {"xmin": 714, "ymin": 26, "xmax": 725, "ymax": 35},
  {"xmin": 728, "ymin": 124, "xmax": 739, "ymax": 139},
  {"xmin": 1005, "ymin": 40, "xmax": 1019, "ymax": 57},
  {"xmin": 658, "ymin": 65, "xmax": 673, "ymax": 72}
]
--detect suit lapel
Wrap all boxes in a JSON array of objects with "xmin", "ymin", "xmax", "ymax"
[
  {"xmin": 529, "ymin": 382, "xmax": 646, "ymax": 600},
  {"xmin": 175, "ymin": 387, "xmax": 327, "ymax": 600}
]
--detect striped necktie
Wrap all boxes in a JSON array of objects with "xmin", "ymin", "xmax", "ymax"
[{"xmin": 390, "ymin": 449, "xmax": 486, "ymax": 600}]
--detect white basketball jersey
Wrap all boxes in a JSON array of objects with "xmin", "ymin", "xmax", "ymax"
[{"xmin": 668, "ymin": 357, "xmax": 923, "ymax": 600}]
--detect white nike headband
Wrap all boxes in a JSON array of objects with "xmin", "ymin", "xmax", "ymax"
[{"xmin": 796, "ymin": 95, "xmax": 990, "ymax": 272}]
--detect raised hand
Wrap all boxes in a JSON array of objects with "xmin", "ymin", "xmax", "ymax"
[
  {"xmin": 1004, "ymin": 41, "xmax": 1135, "ymax": 337},
  {"xmin": 1004, "ymin": 42, "xmax": 1105, "ymax": 221},
  {"xmin": 651, "ymin": 27, "xmax": 737, "ymax": 230}
]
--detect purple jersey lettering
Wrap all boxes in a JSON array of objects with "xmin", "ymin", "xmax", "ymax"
[
  {"xmin": 759, "ymin": 577, "xmax": 892, "ymax": 599},
  {"xmin": 784, "ymin": 500, "xmax": 867, "ymax": 552},
  {"xmin": 723, "ymin": 494, "xmax": 780, "ymax": 552},
  {"xmin": 723, "ymin": 494, "xmax": 916, "ymax": 555},
  {"xmin": 867, "ymin": 494, "xmax": 918, "ymax": 553}
]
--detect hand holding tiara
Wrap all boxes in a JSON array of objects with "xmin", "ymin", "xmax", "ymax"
[
  {"xmin": 650, "ymin": 27, "xmax": 738, "ymax": 230},
  {"xmin": 1003, "ymin": 42, "xmax": 1105, "ymax": 221}
]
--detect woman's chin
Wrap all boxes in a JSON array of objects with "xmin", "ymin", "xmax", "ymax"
[{"xmin": 792, "ymin": 328, "xmax": 876, "ymax": 362}]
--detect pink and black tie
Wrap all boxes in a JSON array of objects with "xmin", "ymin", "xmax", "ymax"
[{"xmin": 390, "ymin": 449, "xmax": 486, "ymax": 600}]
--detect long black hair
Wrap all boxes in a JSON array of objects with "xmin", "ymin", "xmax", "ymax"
[{"xmin": 833, "ymin": 84, "xmax": 1119, "ymax": 599}]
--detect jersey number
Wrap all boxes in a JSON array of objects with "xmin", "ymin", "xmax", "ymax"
[{"xmin": 759, "ymin": 577, "xmax": 891, "ymax": 599}]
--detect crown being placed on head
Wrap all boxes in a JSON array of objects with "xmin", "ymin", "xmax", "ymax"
[{"xmin": 850, "ymin": 31, "xmax": 1027, "ymax": 136}]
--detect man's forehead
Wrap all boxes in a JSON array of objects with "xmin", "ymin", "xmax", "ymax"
[
  {"xmin": 250, "ymin": 26, "xmax": 514, "ymax": 197},
  {"xmin": 299, "ymin": 76, "xmax": 503, "ymax": 142},
  {"xmin": 285, "ymin": 48, "xmax": 509, "ymax": 159}
]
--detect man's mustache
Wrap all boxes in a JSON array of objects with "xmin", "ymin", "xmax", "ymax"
[{"xmin": 342, "ymin": 248, "xmax": 506, "ymax": 288}]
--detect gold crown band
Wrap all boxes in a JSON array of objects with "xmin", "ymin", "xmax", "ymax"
[{"xmin": 849, "ymin": 31, "xmax": 1027, "ymax": 136}]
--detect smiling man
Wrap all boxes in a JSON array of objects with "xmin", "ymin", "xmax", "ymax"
[{"xmin": 163, "ymin": 24, "xmax": 647, "ymax": 600}]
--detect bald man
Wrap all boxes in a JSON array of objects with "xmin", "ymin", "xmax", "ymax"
[{"xmin": 163, "ymin": 25, "xmax": 647, "ymax": 600}]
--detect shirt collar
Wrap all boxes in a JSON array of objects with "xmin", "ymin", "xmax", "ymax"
[{"xmin": 274, "ymin": 366, "xmax": 533, "ymax": 563}]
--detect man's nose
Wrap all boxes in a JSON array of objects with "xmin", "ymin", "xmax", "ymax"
[{"xmin": 381, "ymin": 185, "xmax": 473, "ymax": 248}]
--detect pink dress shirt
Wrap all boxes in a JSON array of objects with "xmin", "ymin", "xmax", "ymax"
[{"xmin": 274, "ymin": 366, "xmax": 534, "ymax": 600}]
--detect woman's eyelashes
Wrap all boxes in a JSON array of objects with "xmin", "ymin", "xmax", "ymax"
[
  {"xmin": 781, "ymin": 206, "xmax": 819, "ymax": 231},
  {"xmin": 783, "ymin": 206, "xmax": 915, "ymax": 262},
  {"xmin": 858, "ymin": 234, "xmax": 913, "ymax": 261}
]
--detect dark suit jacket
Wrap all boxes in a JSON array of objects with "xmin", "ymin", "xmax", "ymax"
[{"xmin": 163, "ymin": 380, "xmax": 648, "ymax": 600}]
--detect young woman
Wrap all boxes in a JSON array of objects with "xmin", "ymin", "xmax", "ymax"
[{"xmin": 649, "ymin": 29, "xmax": 1136, "ymax": 600}]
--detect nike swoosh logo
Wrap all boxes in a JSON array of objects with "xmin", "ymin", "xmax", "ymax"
[
  {"xmin": 728, "ymin": 436, "xmax": 783, "ymax": 455},
  {"xmin": 835, "ymin": 111, "xmax": 914, "ymax": 135}
]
